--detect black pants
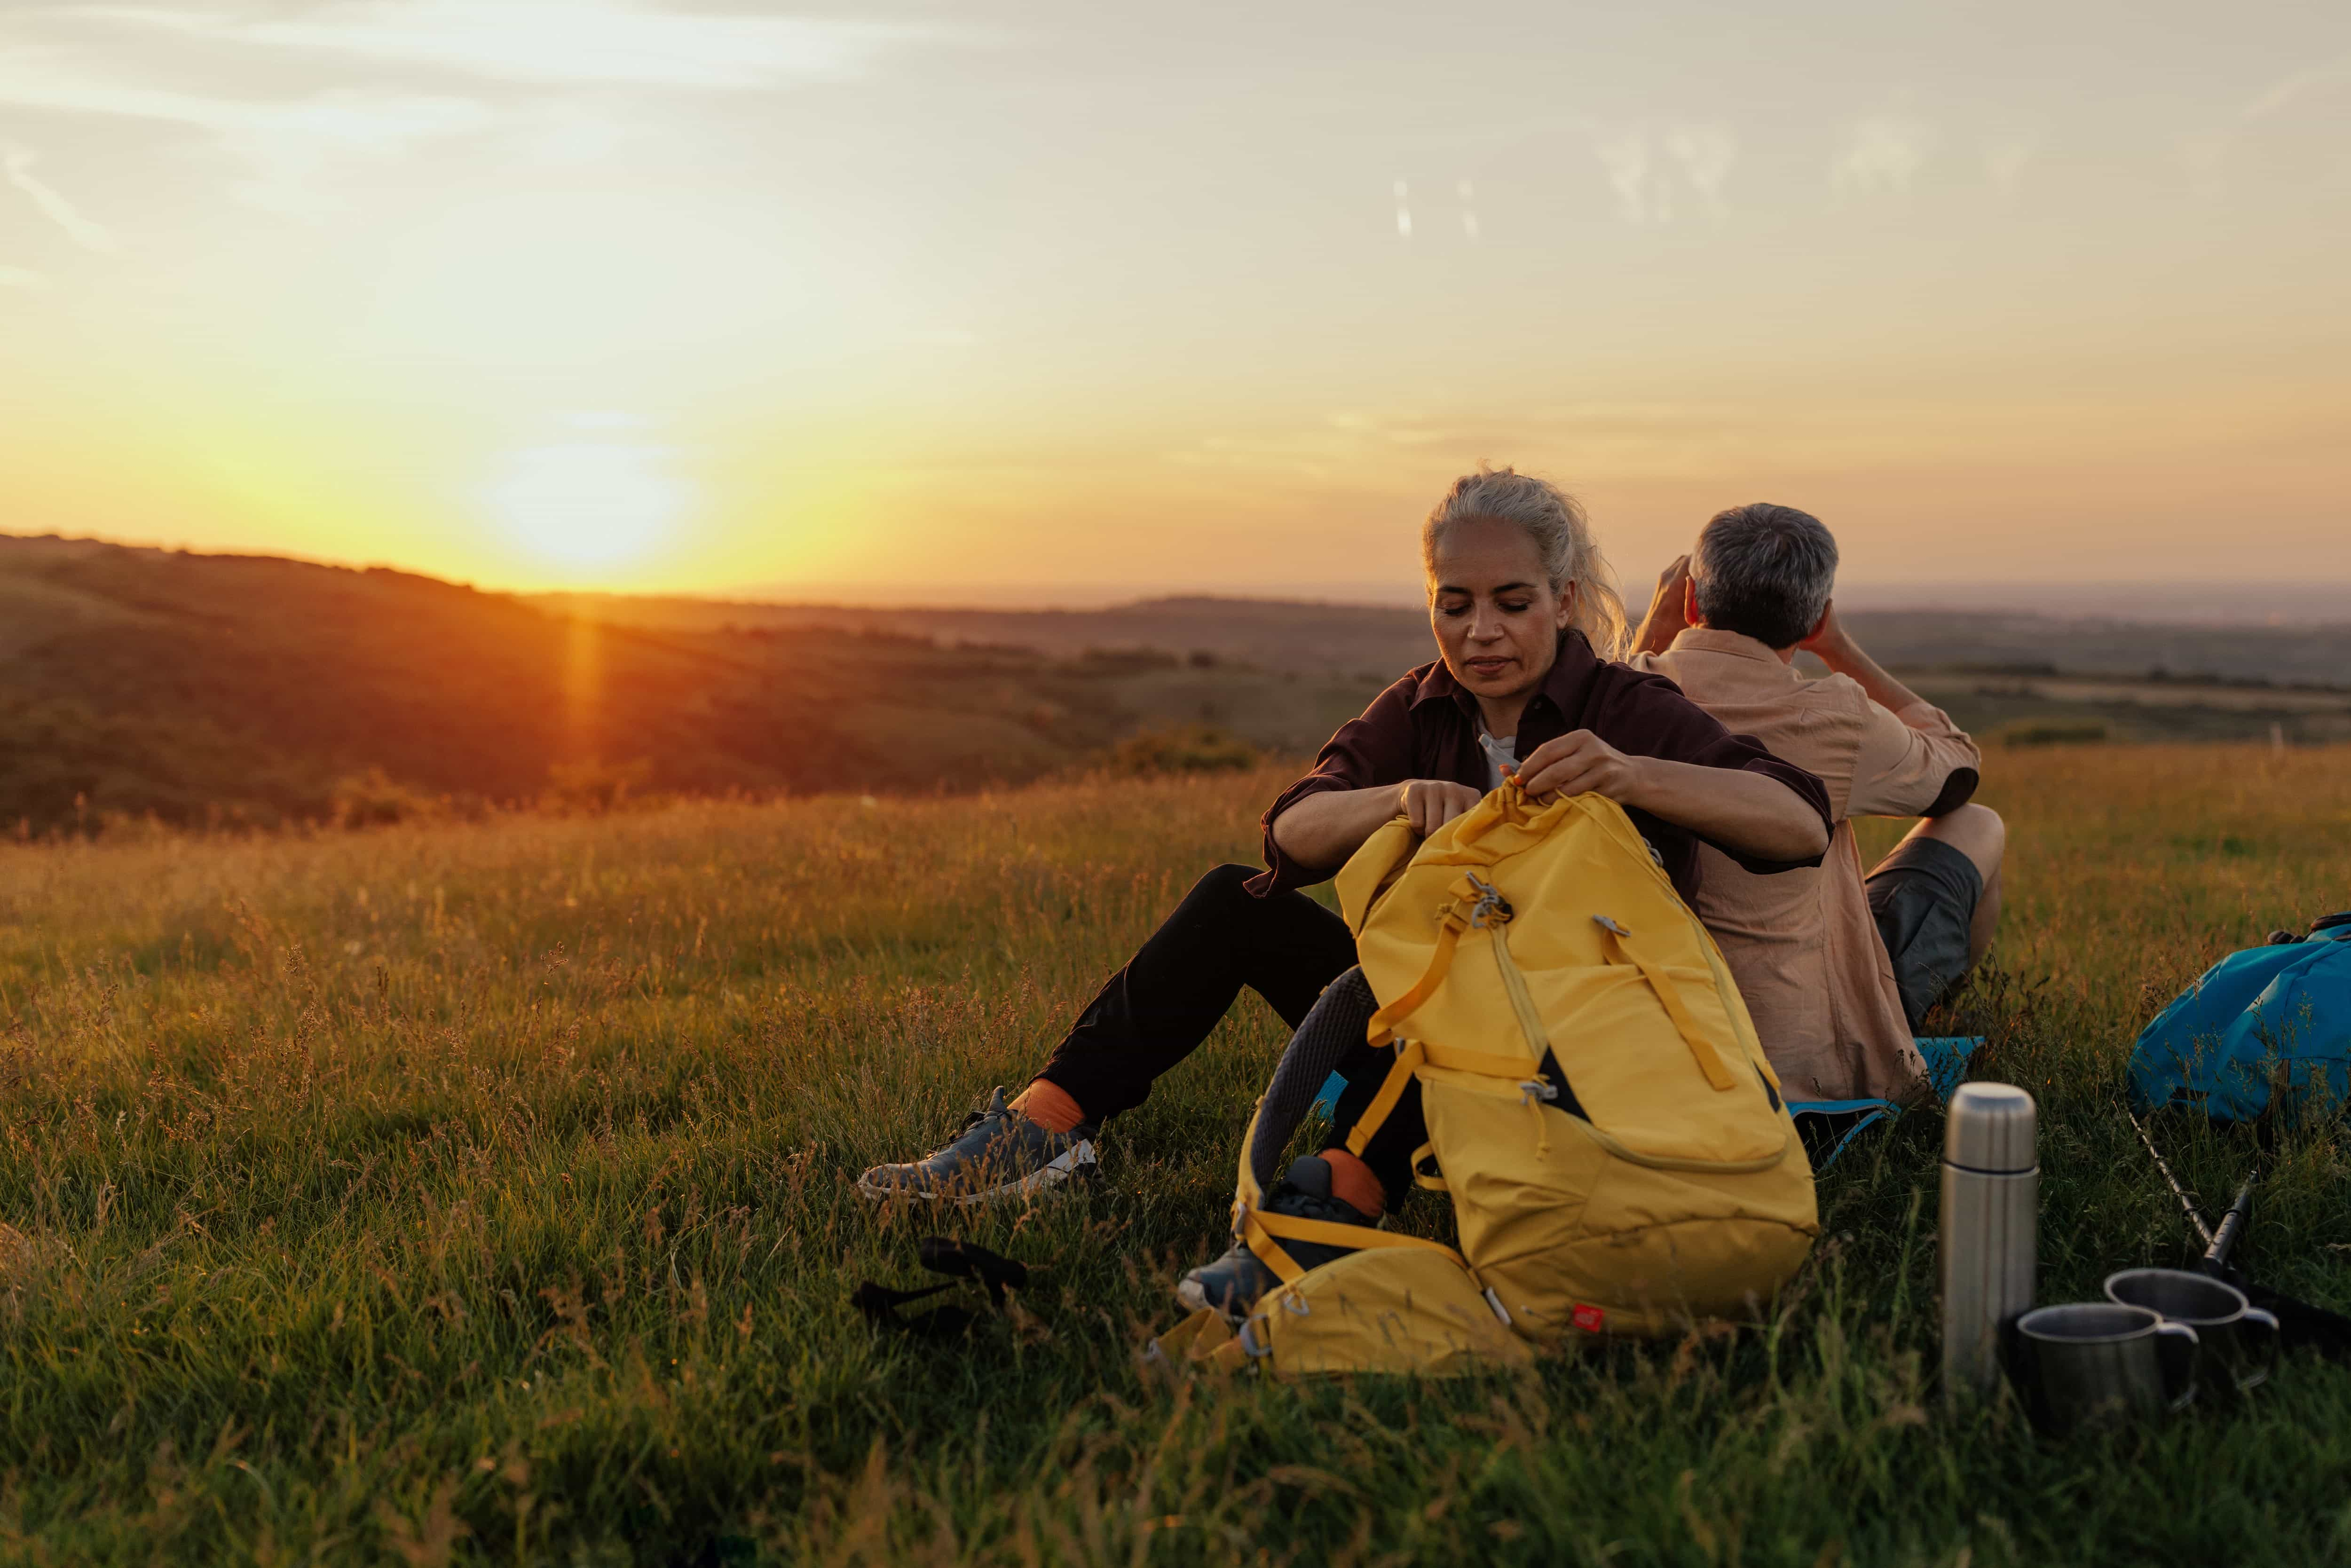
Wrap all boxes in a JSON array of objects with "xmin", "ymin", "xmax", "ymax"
[{"xmin": 1035, "ymin": 865, "xmax": 1358, "ymax": 1121}]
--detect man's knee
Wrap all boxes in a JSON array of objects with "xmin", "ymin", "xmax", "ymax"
[{"xmin": 1932, "ymin": 803, "xmax": 2004, "ymax": 883}]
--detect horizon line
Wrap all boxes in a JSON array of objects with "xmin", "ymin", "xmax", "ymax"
[{"xmin": 8, "ymin": 529, "xmax": 2351, "ymax": 626}]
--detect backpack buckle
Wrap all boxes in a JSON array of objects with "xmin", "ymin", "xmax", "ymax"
[{"xmin": 1463, "ymin": 874, "xmax": 1514, "ymax": 930}]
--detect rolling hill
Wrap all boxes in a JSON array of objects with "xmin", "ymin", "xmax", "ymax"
[
  {"xmin": 0, "ymin": 536, "xmax": 1385, "ymax": 834},
  {"xmin": 7, "ymin": 532, "xmax": 2349, "ymax": 835}
]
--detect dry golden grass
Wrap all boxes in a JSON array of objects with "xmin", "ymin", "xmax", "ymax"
[{"xmin": 0, "ymin": 746, "xmax": 2343, "ymax": 1565}]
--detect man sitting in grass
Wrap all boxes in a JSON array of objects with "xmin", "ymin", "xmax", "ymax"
[{"xmin": 1628, "ymin": 503, "xmax": 2004, "ymax": 1102}]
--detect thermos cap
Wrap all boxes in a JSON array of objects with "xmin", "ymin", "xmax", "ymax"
[{"xmin": 1944, "ymin": 1082, "xmax": 2036, "ymax": 1173}]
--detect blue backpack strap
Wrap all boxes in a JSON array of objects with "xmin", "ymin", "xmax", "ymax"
[{"xmin": 1788, "ymin": 1099, "xmax": 1896, "ymax": 1170}]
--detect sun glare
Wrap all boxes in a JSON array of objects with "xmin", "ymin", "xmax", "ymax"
[{"xmin": 485, "ymin": 440, "xmax": 689, "ymax": 572}]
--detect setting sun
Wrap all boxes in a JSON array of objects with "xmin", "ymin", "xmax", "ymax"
[{"xmin": 483, "ymin": 436, "xmax": 690, "ymax": 570}]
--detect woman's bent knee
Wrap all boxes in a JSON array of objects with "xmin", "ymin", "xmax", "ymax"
[{"xmin": 1184, "ymin": 863, "xmax": 1262, "ymax": 908}]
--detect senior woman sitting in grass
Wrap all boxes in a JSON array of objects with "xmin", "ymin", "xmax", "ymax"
[{"xmin": 857, "ymin": 465, "xmax": 1834, "ymax": 1207}]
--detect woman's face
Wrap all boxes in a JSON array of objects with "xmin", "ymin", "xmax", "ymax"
[{"xmin": 1427, "ymin": 516, "xmax": 1576, "ymax": 707}]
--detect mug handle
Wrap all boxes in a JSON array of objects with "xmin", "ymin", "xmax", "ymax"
[
  {"xmin": 2154, "ymin": 1321, "xmax": 2201, "ymax": 1411},
  {"xmin": 2237, "ymin": 1307, "xmax": 2282, "ymax": 1392}
]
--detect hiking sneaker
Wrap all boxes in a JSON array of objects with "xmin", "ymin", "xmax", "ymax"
[
  {"xmin": 856, "ymin": 1087, "xmax": 1099, "ymax": 1207},
  {"xmin": 1175, "ymin": 1155, "xmax": 1379, "ymax": 1324}
]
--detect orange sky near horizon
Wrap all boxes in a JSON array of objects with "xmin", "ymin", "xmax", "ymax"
[{"xmin": 1, "ymin": 1, "xmax": 2346, "ymax": 604}]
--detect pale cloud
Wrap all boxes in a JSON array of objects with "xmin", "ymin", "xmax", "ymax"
[
  {"xmin": 0, "ymin": 2, "xmax": 968, "ymax": 213},
  {"xmin": 1662, "ymin": 124, "xmax": 1736, "ymax": 218},
  {"xmin": 2184, "ymin": 52, "xmax": 2351, "ymax": 190},
  {"xmin": 1167, "ymin": 400, "xmax": 1761, "ymax": 485},
  {"xmin": 4, "ymin": 144, "xmax": 123, "ymax": 253},
  {"xmin": 0, "ymin": 262, "xmax": 48, "ymax": 288},
  {"xmin": 1981, "ymin": 134, "xmax": 2035, "ymax": 197},
  {"xmin": 1595, "ymin": 132, "xmax": 1657, "ymax": 223},
  {"xmin": 1594, "ymin": 125, "xmax": 1734, "ymax": 224},
  {"xmin": 1831, "ymin": 117, "xmax": 1934, "ymax": 197},
  {"xmin": 0, "ymin": 47, "xmax": 495, "ymax": 212},
  {"xmin": 2244, "ymin": 54, "xmax": 2351, "ymax": 122},
  {"xmin": 61, "ymin": 1, "xmax": 964, "ymax": 91}
]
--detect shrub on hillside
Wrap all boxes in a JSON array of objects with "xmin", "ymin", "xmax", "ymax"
[
  {"xmin": 540, "ymin": 757, "xmax": 656, "ymax": 814},
  {"xmin": 1997, "ymin": 718, "xmax": 2109, "ymax": 748},
  {"xmin": 1106, "ymin": 724, "xmax": 1259, "ymax": 775},
  {"xmin": 329, "ymin": 768, "xmax": 448, "ymax": 828}
]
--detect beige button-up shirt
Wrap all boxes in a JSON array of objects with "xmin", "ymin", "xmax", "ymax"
[{"xmin": 1633, "ymin": 628, "xmax": 1982, "ymax": 1102}]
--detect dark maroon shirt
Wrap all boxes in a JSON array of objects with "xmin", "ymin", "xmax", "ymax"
[{"xmin": 1250, "ymin": 632, "xmax": 1832, "ymax": 904}]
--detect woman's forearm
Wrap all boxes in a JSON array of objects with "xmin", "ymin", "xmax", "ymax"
[
  {"xmin": 1270, "ymin": 785, "xmax": 1405, "ymax": 873},
  {"xmin": 1623, "ymin": 758, "xmax": 1830, "ymax": 862}
]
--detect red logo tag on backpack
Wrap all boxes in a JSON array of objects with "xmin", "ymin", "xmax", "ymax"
[{"xmin": 1572, "ymin": 1303, "xmax": 1606, "ymax": 1333}]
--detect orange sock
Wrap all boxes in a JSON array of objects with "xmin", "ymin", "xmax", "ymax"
[
  {"xmin": 1010, "ymin": 1079, "xmax": 1087, "ymax": 1134},
  {"xmin": 1318, "ymin": 1147, "xmax": 1387, "ymax": 1218}
]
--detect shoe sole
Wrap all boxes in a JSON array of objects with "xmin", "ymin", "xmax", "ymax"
[
  {"xmin": 1173, "ymin": 1273, "xmax": 1248, "ymax": 1327},
  {"xmin": 856, "ymin": 1139, "xmax": 1099, "ymax": 1208},
  {"xmin": 1172, "ymin": 1276, "xmax": 1216, "ymax": 1319}
]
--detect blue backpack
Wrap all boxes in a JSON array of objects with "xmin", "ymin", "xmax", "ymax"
[{"xmin": 2129, "ymin": 914, "xmax": 2351, "ymax": 1123}]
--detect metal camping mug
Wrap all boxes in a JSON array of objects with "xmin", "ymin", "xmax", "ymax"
[
  {"xmin": 2105, "ymin": 1269, "xmax": 2281, "ymax": 1393},
  {"xmin": 2015, "ymin": 1303, "xmax": 2200, "ymax": 1433}
]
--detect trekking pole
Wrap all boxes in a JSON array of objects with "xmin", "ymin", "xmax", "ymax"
[
  {"xmin": 2130, "ymin": 1112, "xmax": 2351, "ymax": 1363},
  {"xmin": 2128, "ymin": 1110, "xmax": 2214, "ymax": 1249},
  {"xmin": 2201, "ymin": 1175, "xmax": 2257, "ymax": 1277}
]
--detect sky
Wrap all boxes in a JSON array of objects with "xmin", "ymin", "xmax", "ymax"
[{"xmin": 0, "ymin": 0, "xmax": 2346, "ymax": 605}]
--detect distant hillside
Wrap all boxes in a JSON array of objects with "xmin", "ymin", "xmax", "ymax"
[
  {"xmin": 0, "ymin": 536, "xmax": 1384, "ymax": 834},
  {"xmin": 539, "ymin": 590, "xmax": 2351, "ymax": 688},
  {"xmin": 8, "ymin": 534, "xmax": 2349, "ymax": 835},
  {"xmin": 535, "ymin": 591, "xmax": 1440, "ymax": 679}
]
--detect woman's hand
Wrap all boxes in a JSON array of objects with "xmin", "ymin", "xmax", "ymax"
[
  {"xmin": 1515, "ymin": 730, "xmax": 1827, "ymax": 861},
  {"xmin": 1514, "ymin": 730, "xmax": 1644, "ymax": 803},
  {"xmin": 1273, "ymin": 778, "xmax": 1479, "ymax": 873},
  {"xmin": 1397, "ymin": 779, "xmax": 1483, "ymax": 835}
]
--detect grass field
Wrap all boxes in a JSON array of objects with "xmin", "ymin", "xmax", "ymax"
[{"xmin": 1, "ymin": 747, "xmax": 2348, "ymax": 1565}]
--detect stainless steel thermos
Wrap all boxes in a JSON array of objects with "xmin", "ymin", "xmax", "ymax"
[{"xmin": 1940, "ymin": 1083, "xmax": 2038, "ymax": 1400}]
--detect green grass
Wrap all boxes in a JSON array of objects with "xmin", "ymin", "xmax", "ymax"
[{"xmin": 1, "ymin": 749, "xmax": 2349, "ymax": 1565}]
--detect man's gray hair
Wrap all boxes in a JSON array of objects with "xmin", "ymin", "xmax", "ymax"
[{"xmin": 1692, "ymin": 503, "xmax": 1838, "ymax": 650}]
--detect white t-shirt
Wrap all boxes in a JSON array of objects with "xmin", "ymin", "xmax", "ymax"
[{"xmin": 1476, "ymin": 732, "xmax": 1518, "ymax": 791}]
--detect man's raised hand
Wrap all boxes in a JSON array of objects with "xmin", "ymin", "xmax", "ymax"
[
  {"xmin": 1798, "ymin": 599, "xmax": 1849, "ymax": 658},
  {"xmin": 1631, "ymin": 554, "xmax": 1694, "ymax": 656}
]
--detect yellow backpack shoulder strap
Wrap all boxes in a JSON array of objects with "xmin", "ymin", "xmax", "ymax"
[{"xmin": 1342, "ymin": 872, "xmax": 1511, "ymax": 1157}]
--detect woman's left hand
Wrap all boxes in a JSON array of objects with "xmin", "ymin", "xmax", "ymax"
[{"xmin": 1514, "ymin": 729, "xmax": 1647, "ymax": 803}]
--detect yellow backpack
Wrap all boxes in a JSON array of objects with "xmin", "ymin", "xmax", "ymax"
[{"xmin": 1157, "ymin": 780, "xmax": 1819, "ymax": 1378}]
